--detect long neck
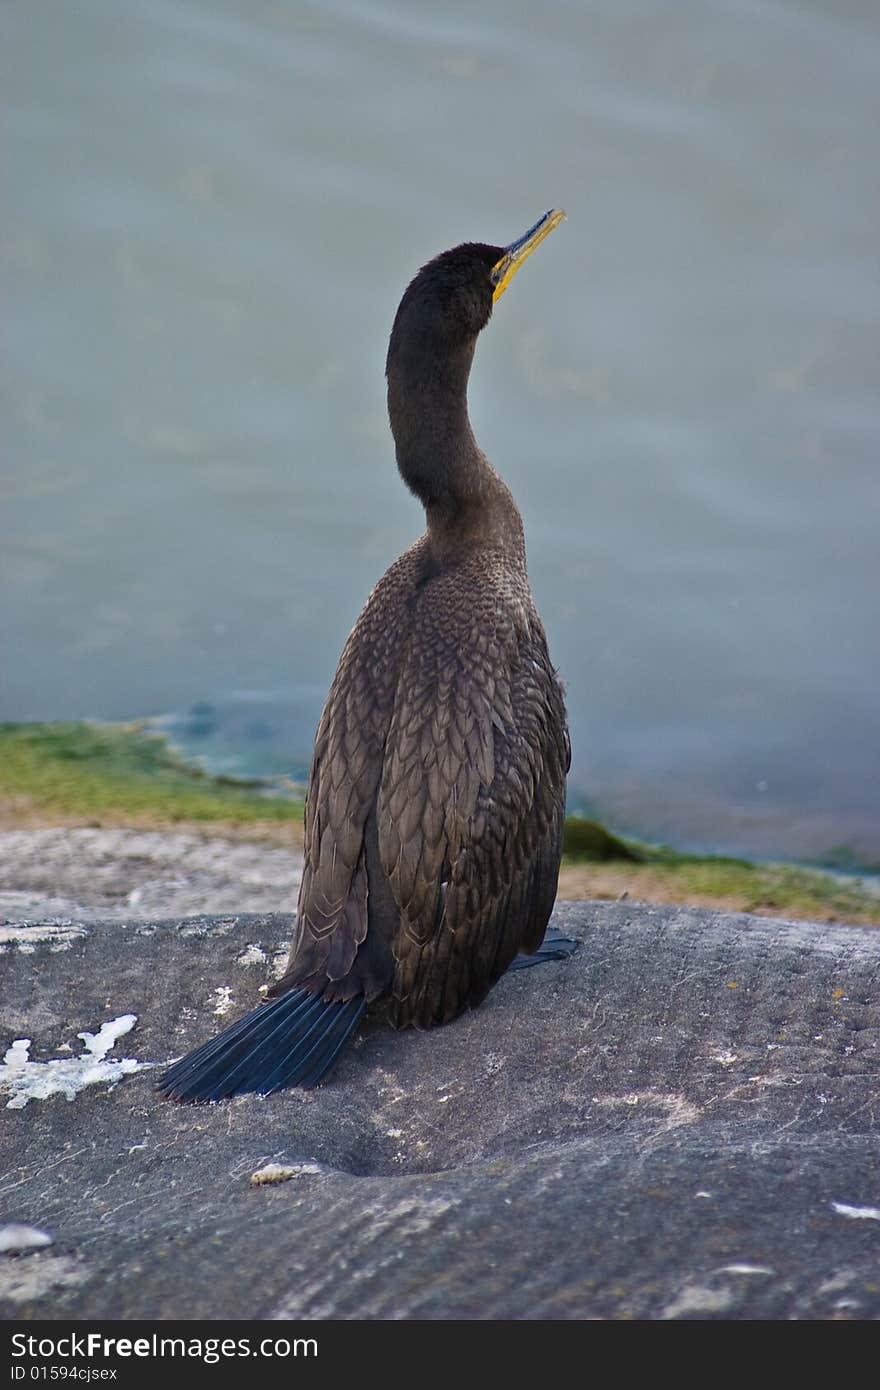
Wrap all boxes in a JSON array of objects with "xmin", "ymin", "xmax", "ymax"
[
  {"xmin": 387, "ymin": 338, "xmax": 525, "ymax": 561},
  {"xmin": 387, "ymin": 338, "xmax": 485, "ymax": 510}
]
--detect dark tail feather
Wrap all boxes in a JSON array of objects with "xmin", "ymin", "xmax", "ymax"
[
  {"xmin": 507, "ymin": 926, "xmax": 580, "ymax": 973},
  {"xmin": 157, "ymin": 988, "xmax": 366, "ymax": 1102}
]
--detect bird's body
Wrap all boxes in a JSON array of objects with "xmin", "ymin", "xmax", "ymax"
[{"xmin": 160, "ymin": 211, "xmax": 571, "ymax": 1103}]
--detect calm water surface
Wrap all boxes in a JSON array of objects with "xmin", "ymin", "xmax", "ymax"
[{"xmin": 3, "ymin": 1, "xmax": 879, "ymax": 864}]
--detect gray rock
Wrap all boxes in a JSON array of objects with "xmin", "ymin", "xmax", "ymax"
[
  {"xmin": 0, "ymin": 827, "xmax": 302, "ymax": 921},
  {"xmin": 1, "ymin": 903, "xmax": 879, "ymax": 1320}
]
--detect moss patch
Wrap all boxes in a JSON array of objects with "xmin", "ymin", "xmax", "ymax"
[
  {"xmin": 558, "ymin": 852, "xmax": 879, "ymax": 926},
  {"xmin": 0, "ymin": 722, "xmax": 303, "ymax": 831},
  {"xmin": 562, "ymin": 816, "xmax": 644, "ymax": 862}
]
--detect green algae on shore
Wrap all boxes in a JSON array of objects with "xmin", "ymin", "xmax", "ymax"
[
  {"xmin": 562, "ymin": 815, "xmax": 644, "ymax": 862},
  {"xmin": 0, "ymin": 721, "xmax": 304, "ymax": 828},
  {"xmin": 558, "ymin": 845, "xmax": 880, "ymax": 927}
]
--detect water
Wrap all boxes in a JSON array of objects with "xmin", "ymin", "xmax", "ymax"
[{"xmin": 3, "ymin": 0, "xmax": 879, "ymax": 865}]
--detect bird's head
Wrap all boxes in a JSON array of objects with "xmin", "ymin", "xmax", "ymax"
[{"xmin": 386, "ymin": 210, "xmax": 565, "ymax": 375}]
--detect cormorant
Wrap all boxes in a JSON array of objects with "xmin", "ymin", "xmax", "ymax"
[{"xmin": 159, "ymin": 209, "xmax": 572, "ymax": 1102}]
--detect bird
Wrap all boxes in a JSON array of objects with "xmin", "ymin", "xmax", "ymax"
[{"xmin": 159, "ymin": 209, "xmax": 573, "ymax": 1102}]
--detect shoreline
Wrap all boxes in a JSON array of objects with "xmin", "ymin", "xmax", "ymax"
[
  {"xmin": 2, "ymin": 815, "xmax": 878, "ymax": 928},
  {"xmin": 1, "ymin": 721, "xmax": 878, "ymax": 927}
]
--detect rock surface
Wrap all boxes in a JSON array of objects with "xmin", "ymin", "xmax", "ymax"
[
  {"xmin": 0, "ymin": 827, "xmax": 301, "ymax": 921},
  {"xmin": 1, "ymin": 903, "xmax": 879, "ymax": 1320}
]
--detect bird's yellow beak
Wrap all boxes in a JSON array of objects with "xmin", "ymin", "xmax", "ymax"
[{"xmin": 490, "ymin": 208, "xmax": 566, "ymax": 304}]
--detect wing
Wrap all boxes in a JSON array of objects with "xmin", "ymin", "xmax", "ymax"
[
  {"xmin": 270, "ymin": 540, "xmax": 425, "ymax": 1002},
  {"xmin": 378, "ymin": 561, "xmax": 569, "ymax": 1028}
]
